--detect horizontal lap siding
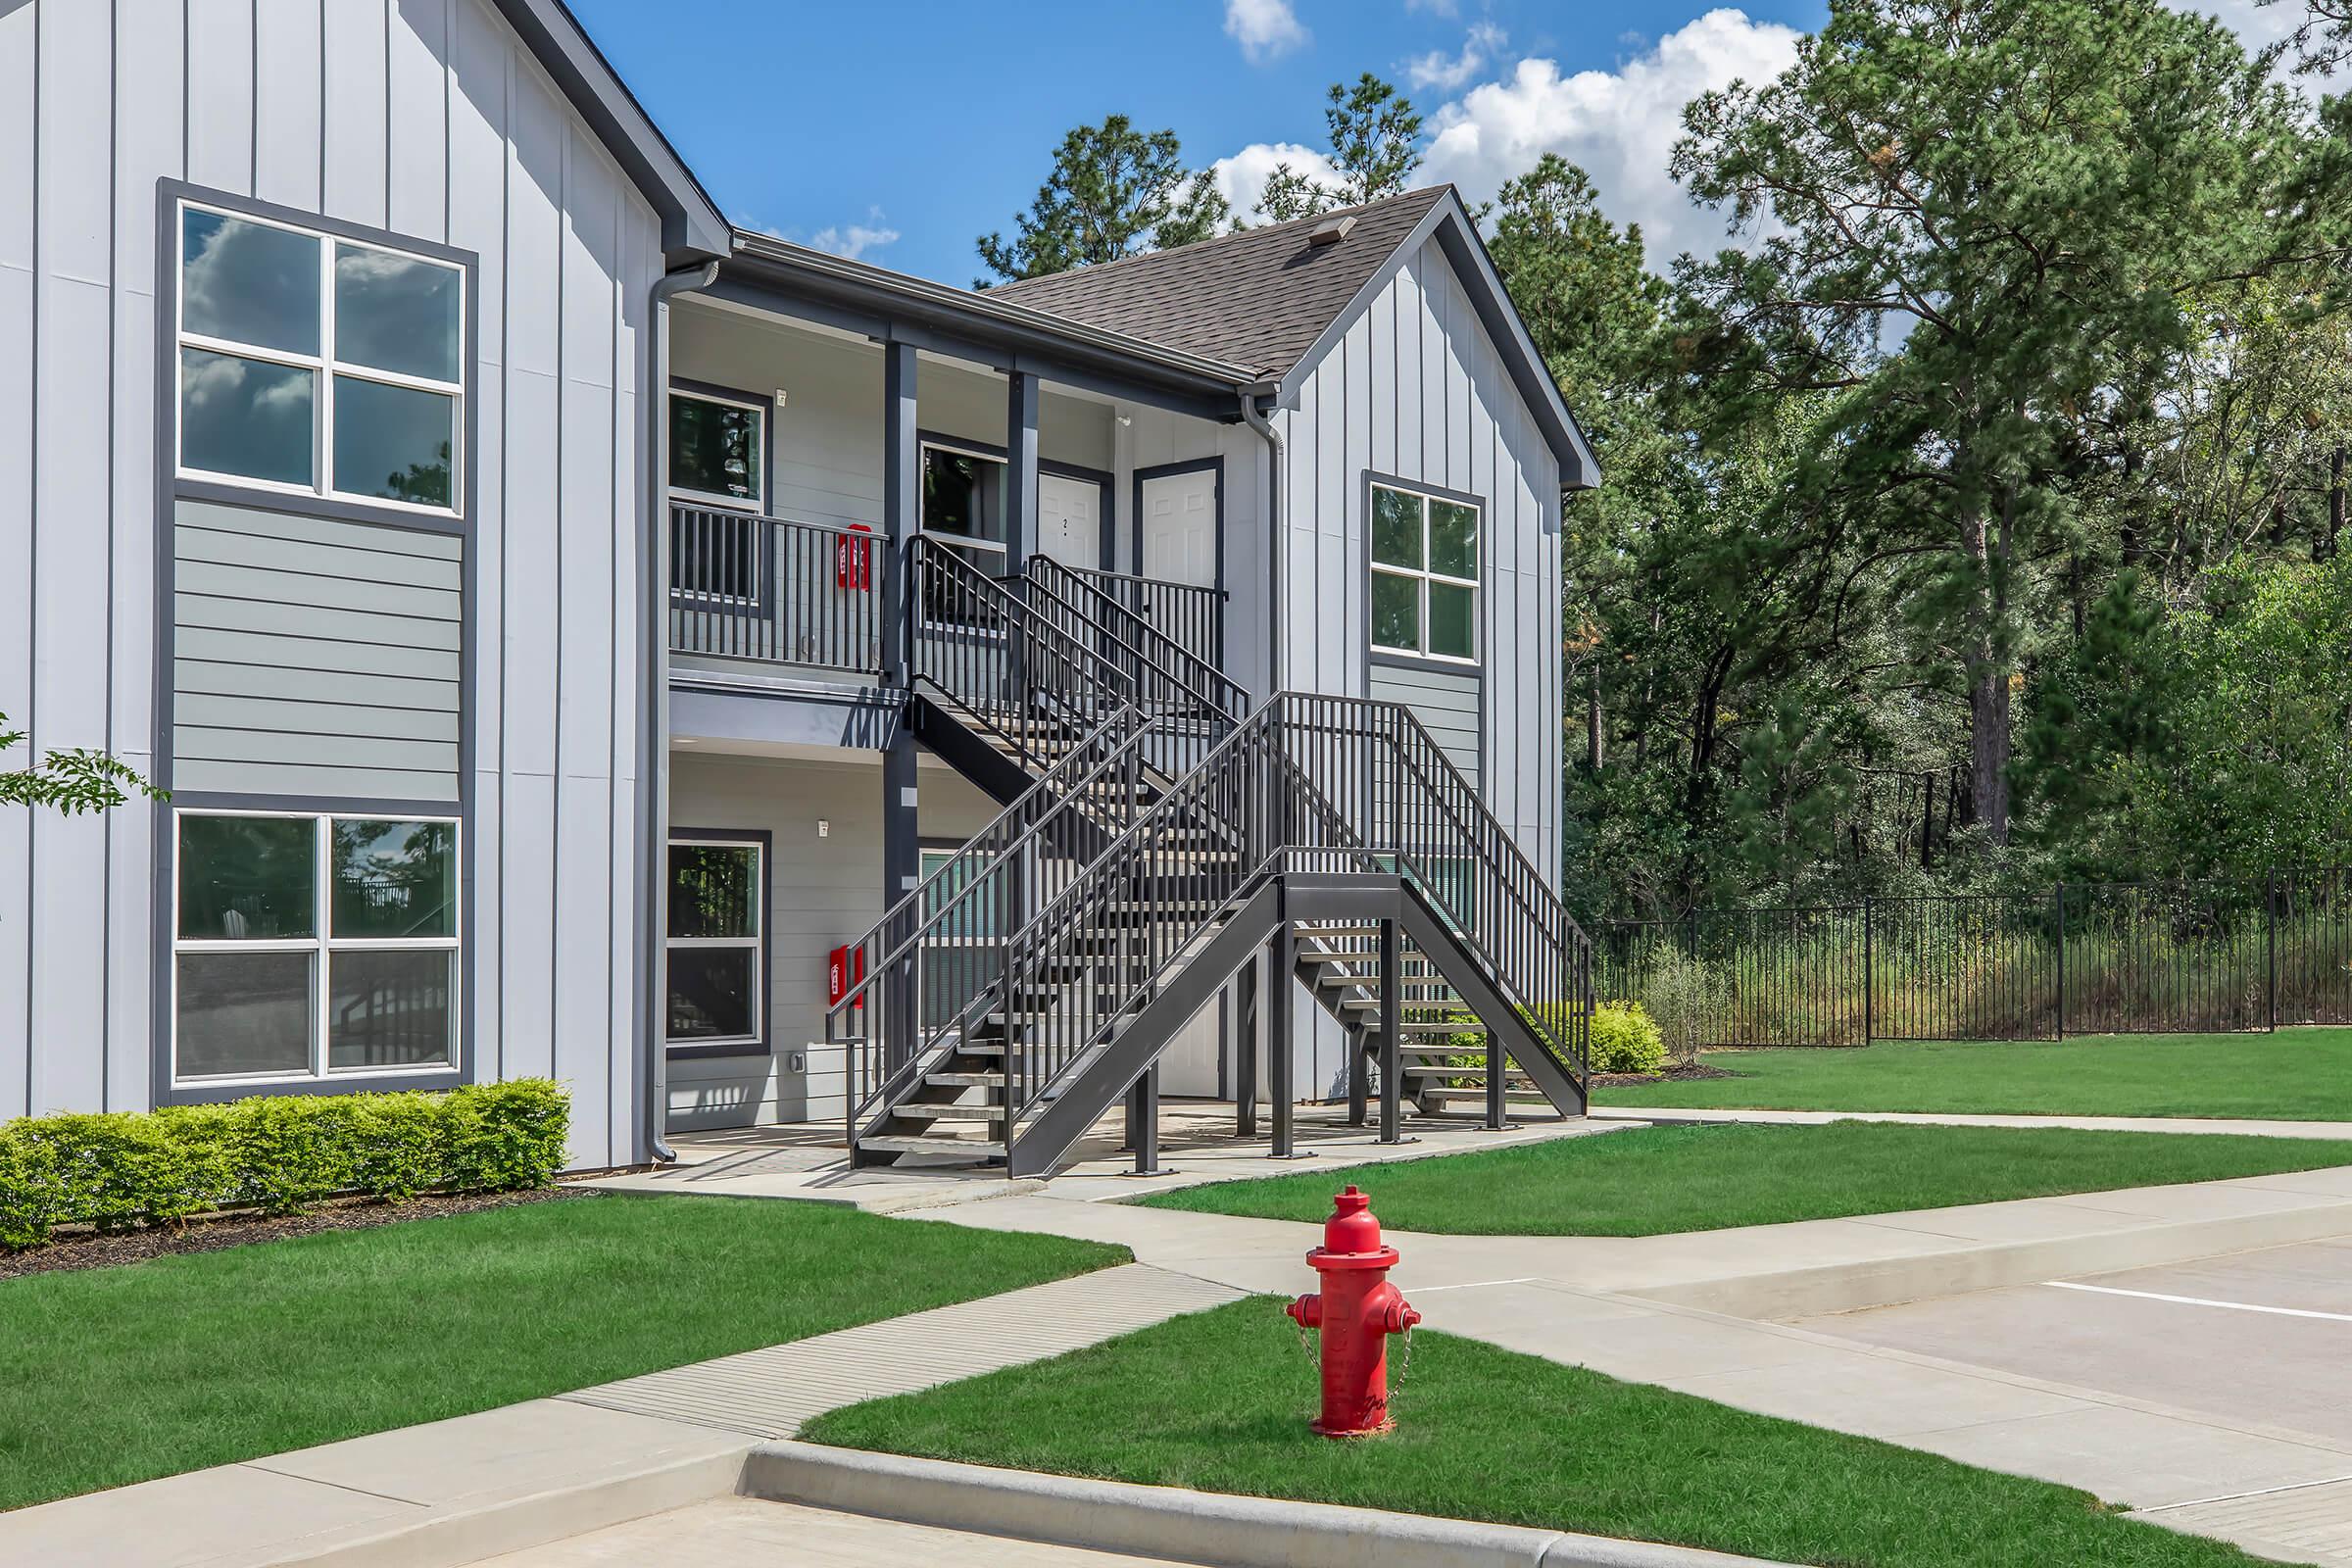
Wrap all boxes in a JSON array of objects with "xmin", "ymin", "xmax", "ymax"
[
  {"xmin": 1369, "ymin": 662, "xmax": 1481, "ymax": 787},
  {"xmin": 0, "ymin": 0, "xmax": 662, "ymax": 1166}
]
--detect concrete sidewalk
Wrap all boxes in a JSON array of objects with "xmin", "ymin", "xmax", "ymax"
[{"xmin": 1592, "ymin": 1104, "xmax": 2352, "ymax": 1141}]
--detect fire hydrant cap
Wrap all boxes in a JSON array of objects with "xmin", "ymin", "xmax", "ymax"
[{"xmin": 1309, "ymin": 1183, "xmax": 1399, "ymax": 1270}]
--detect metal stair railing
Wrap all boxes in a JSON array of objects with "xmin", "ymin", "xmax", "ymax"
[
  {"xmin": 1027, "ymin": 554, "xmax": 1249, "ymax": 723},
  {"xmin": 952, "ymin": 694, "xmax": 1591, "ymax": 1170},
  {"xmin": 832, "ymin": 708, "xmax": 1186, "ymax": 1140},
  {"xmin": 908, "ymin": 539, "xmax": 1236, "ymax": 771}
]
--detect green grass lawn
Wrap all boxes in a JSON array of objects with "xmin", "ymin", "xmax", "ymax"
[
  {"xmin": 1134, "ymin": 1119, "xmax": 2352, "ymax": 1235},
  {"xmin": 806, "ymin": 1298, "xmax": 2262, "ymax": 1568},
  {"xmin": 1598, "ymin": 1027, "xmax": 2352, "ymax": 1119},
  {"xmin": 0, "ymin": 1193, "xmax": 1125, "ymax": 1512}
]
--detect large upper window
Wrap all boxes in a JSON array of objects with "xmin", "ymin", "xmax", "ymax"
[
  {"xmin": 668, "ymin": 389, "xmax": 769, "ymax": 606},
  {"xmin": 176, "ymin": 201, "xmax": 466, "ymax": 514},
  {"xmin": 1370, "ymin": 481, "xmax": 1480, "ymax": 663},
  {"xmin": 667, "ymin": 838, "xmax": 765, "ymax": 1048},
  {"xmin": 920, "ymin": 442, "xmax": 1006, "ymax": 626},
  {"xmin": 172, "ymin": 812, "xmax": 461, "ymax": 1084}
]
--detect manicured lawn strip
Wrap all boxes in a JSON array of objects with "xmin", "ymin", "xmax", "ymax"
[
  {"xmin": 1134, "ymin": 1120, "xmax": 2352, "ymax": 1235},
  {"xmin": 0, "ymin": 1194, "xmax": 1125, "ymax": 1511},
  {"xmin": 805, "ymin": 1298, "xmax": 2259, "ymax": 1568},
  {"xmin": 1597, "ymin": 1028, "xmax": 2352, "ymax": 1120}
]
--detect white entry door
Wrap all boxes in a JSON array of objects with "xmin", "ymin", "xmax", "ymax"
[
  {"xmin": 1139, "ymin": 466, "xmax": 1217, "ymax": 587},
  {"xmin": 1038, "ymin": 473, "xmax": 1102, "ymax": 570}
]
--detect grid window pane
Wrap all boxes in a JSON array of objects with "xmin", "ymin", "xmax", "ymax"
[
  {"xmin": 332, "ymin": 820, "xmax": 458, "ymax": 938},
  {"xmin": 670, "ymin": 845, "xmax": 760, "ymax": 938},
  {"xmin": 181, "ymin": 349, "xmax": 316, "ymax": 486},
  {"xmin": 182, "ymin": 208, "xmax": 320, "ymax": 355},
  {"xmin": 1371, "ymin": 570, "xmax": 1420, "ymax": 651},
  {"xmin": 333, "ymin": 376, "xmax": 456, "ymax": 508},
  {"xmin": 667, "ymin": 948, "xmax": 757, "ymax": 1041},
  {"xmin": 1429, "ymin": 500, "xmax": 1478, "ymax": 579},
  {"xmin": 327, "ymin": 949, "xmax": 455, "ymax": 1070},
  {"xmin": 334, "ymin": 244, "xmax": 461, "ymax": 381},
  {"xmin": 1371, "ymin": 487, "xmax": 1422, "ymax": 568},
  {"xmin": 1429, "ymin": 580, "xmax": 1476, "ymax": 660},
  {"xmin": 179, "ymin": 815, "xmax": 317, "ymax": 940},
  {"xmin": 670, "ymin": 396, "xmax": 762, "ymax": 503},
  {"xmin": 176, "ymin": 951, "xmax": 314, "ymax": 1078}
]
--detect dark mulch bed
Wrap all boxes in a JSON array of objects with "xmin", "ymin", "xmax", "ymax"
[
  {"xmin": 1592, "ymin": 1061, "xmax": 1739, "ymax": 1089},
  {"xmin": 0, "ymin": 1186, "xmax": 594, "ymax": 1281}
]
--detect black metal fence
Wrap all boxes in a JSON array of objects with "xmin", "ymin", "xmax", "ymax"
[{"xmin": 1597, "ymin": 869, "xmax": 2352, "ymax": 1047}]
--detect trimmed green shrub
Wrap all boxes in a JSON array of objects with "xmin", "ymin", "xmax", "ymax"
[
  {"xmin": 1590, "ymin": 1001, "xmax": 1668, "ymax": 1076},
  {"xmin": 0, "ymin": 1080, "xmax": 569, "ymax": 1250}
]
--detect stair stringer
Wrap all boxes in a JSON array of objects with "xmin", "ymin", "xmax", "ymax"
[{"xmin": 1389, "ymin": 881, "xmax": 1589, "ymax": 1119}]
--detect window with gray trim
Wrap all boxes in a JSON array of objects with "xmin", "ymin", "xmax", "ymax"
[
  {"xmin": 1370, "ymin": 480, "xmax": 1480, "ymax": 663},
  {"xmin": 172, "ymin": 810, "xmax": 461, "ymax": 1084},
  {"xmin": 174, "ymin": 199, "xmax": 466, "ymax": 514},
  {"xmin": 666, "ymin": 837, "xmax": 765, "ymax": 1047}
]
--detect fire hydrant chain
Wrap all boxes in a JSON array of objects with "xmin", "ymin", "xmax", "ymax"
[{"xmin": 1282, "ymin": 1184, "xmax": 1421, "ymax": 1439}]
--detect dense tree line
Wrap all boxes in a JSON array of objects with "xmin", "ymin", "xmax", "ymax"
[{"xmin": 982, "ymin": 0, "xmax": 2352, "ymax": 918}]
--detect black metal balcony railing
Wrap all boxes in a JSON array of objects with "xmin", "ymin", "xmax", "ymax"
[
  {"xmin": 1051, "ymin": 562, "xmax": 1225, "ymax": 686},
  {"xmin": 668, "ymin": 504, "xmax": 889, "ymax": 673}
]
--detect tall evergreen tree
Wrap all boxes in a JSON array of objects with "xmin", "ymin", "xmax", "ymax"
[
  {"xmin": 976, "ymin": 116, "xmax": 1231, "ymax": 284},
  {"xmin": 1672, "ymin": 0, "xmax": 2310, "ymax": 846},
  {"xmin": 1256, "ymin": 74, "xmax": 1424, "ymax": 222}
]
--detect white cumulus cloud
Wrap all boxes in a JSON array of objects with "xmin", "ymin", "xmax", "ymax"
[
  {"xmin": 808, "ymin": 211, "xmax": 902, "ymax": 262},
  {"xmin": 2163, "ymin": 0, "xmax": 2345, "ymax": 92},
  {"xmin": 1418, "ymin": 9, "xmax": 1801, "ymax": 269},
  {"xmin": 1406, "ymin": 22, "xmax": 1507, "ymax": 92},
  {"xmin": 1225, "ymin": 0, "xmax": 1308, "ymax": 64},
  {"xmin": 1205, "ymin": 141, "xmax": 1345, "ymax": 223}
]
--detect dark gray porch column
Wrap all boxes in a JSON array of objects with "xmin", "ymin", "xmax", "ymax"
[
  {"xmin": 1004, "ymin": 369, "xmax": 1038, "ymax": 575},
  {"xmin": 882, "ymin": 342, "xmax": 921, "ymax": 1065}
]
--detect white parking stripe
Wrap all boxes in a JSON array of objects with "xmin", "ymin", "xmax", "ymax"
[{"xmin": 2046, "ymin": 1280, "xmax": 2352, "ymax": 1322}]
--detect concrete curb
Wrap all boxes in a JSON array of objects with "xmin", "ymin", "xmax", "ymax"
[
  {"xmin": 742, "ymin": 1441, "xmax": 1786, "ymax": 1568},
  {"xmin": 1623, "ymin": 1196, "xmax": 2352, "ymax": 1319}
]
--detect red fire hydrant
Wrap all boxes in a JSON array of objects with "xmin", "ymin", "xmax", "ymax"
[{"xmin": 1284, "ymin": 1184, "xmax": 1421, "ymax": 1437}]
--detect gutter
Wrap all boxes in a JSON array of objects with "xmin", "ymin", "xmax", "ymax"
[
  {"xmin": 640, "ymin": 259, "xmax": 720, "ymax": 1165},
  {"xmin": 1238, "ymin": 389, "xmax": 1284, "ymax": 693}
]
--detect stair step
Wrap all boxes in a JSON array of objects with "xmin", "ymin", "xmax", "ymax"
[
  {"xmin": 926, "ymin": 1070, "xmax": 1004, "ymax": 1088},
  {"xmin": 893, "ymin": 1102, "xmax": 1004, "ymax": 1123},
  {"xmin": 859, "ymin": 1134, "xmax": 1005, "ymax": 1159}
]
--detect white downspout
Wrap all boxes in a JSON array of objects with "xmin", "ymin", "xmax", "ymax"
[
  {"xmin": 641, "ymin": 259, "xmax": 719, "ymax": 1165},
  {"xmin": 1238, "ymin": 389, "xmax": 1284, "ymax": 694}
]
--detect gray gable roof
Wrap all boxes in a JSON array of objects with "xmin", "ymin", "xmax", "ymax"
[{"xmin": 988, "ymin": 188, "xmax": 1449, "ymax": 381}]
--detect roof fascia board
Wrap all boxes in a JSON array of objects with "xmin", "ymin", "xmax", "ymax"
[
  {"xmin": 1272, "ymin": 190, "xmax": 1598, "ymax": 489},
  {"xmin": 491, "ymin": 0, "xmax": 730, "ymax": 262},
  {"xmin": 702, "ymin": 268, "xmax": 1243, "ymax": 424}
]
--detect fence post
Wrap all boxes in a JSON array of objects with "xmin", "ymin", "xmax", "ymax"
[
  {"xmin": 2054, "ymin": 880, "xmax": 2067, "ymax": 1042},
  {"xmin": 1861, "ymin": 896, "xmax": 1874, "ymax": 1045},
  {"xmin": 2267, "ymin": 868, "xmax": 2279, "ymax": 1034}
]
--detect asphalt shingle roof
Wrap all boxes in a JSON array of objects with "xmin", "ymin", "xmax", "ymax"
[{"xmin": 987, "ymin": 186, "xmax": 1451, "ymax": 381}]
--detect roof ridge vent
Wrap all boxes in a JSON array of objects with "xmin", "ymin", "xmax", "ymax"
[{"xmin": 1306, "ymin": 214, "xmax": 1356, "ymax": 247}]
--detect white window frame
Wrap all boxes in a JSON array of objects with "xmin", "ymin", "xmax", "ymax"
[
  {"xmin": 169, "ymin": 808, "xmax": 464, "ymax": 1088},
  {"xmin": 173, "ymin": 197, "xmax": 467, "ymax": 518},
  {"xmin": 666, "ymin": 387, "xmax": 769, "ymax": 514},
  {"xmin": 919, "ymin": 438, "xmax": 1009, "ymax": 564},
  {"xmin": 1369, "ymin": 480, "xmax": 1481, "ymax": 666},
  {"xmin": 665, "ymin": 836, "xmax": 766, "ymax": 1049}
]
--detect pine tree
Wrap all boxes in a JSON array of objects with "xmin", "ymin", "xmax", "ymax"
[{"xmin": 976, "ymin": 117, "xmax": 1231, "ymax": 284}]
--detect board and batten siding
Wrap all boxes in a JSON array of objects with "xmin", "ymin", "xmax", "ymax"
[
  {"xmin": 1271, "ymin": 231, "xmax": 1563, "ymax": 884},
  {"xmin": 172, "ymin": 501, "xmax": 465, "ymax": 800},
  {"xmin": 0, "ymin": 0, "xmax": 662, "ymax": 1169}
]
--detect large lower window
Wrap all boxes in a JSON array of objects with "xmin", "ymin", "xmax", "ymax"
[
  {"xmin": 667, "ymin": 837, "xmax": 765, "ymax": 1048},
  {"xmin": 1370, "ymin": 480, "xmax": 1480, "ymax": 663},
  {"xmin": 175, "ymin": 198, "xmax": 466, "ymax": 514},
  {"xmin": 172, "ymin": 812, "xmax": 461, "ymax": 1084}
]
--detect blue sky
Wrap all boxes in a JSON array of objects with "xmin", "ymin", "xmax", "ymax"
[{"xmin": 566, "ymin": 0, "xmax": 2292, "ymax": 284}]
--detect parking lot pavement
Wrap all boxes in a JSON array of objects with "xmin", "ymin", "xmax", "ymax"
[
  {"xmin": 1792, "ymin": 1237, "xmax": 2352, "ymax": 1446},
  {"xmin": 1792, "ymin": 1237, "xmax": 2352, "ymax": 1564}
]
